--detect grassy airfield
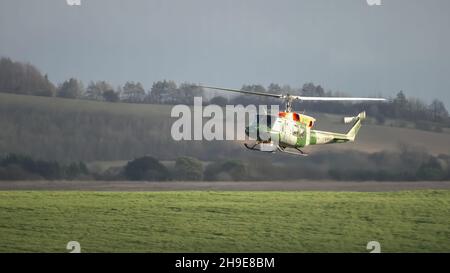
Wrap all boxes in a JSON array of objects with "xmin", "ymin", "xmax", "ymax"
[{"xmin": 0, "ymin": 190, "xmax": 448, "ymax": 253}]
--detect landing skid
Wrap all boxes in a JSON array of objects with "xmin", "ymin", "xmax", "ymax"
[
  {"xmin": 244, "ymin": 143, "xmax": 257, "ymax": 150},
  {"xmin": 277, "ymin": 146, "xmax": 309, "ymax": 156},
  {"xmin": 244, "ymin": 142, "xmax": 308, "ymax": 156},
  {"xmin": 244, "ymin": 143, "xmax": 276, "ymax": 153}
]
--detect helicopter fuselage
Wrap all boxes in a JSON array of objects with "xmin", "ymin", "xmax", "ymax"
[
  {"xmin": 245, "ymin": 111, "xmax": 364, "ymax": 154},
  {"xmin": 199, "ymin": 84, "xmax": 381, "ymax": 155}
]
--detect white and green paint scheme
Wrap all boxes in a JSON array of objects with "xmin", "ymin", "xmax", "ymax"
[{"xmin": 244, "ymin": 111, "xmax": 366, "ymax": 155}]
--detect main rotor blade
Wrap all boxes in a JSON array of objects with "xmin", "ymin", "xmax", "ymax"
[
  {"xmin": 199, "ymin": 85, "xmax": 283, "ymax": 99},
  {"xmin": 200, "ymin": 85, "xmax": 386, "ymax": 102},
  {"xmin": 291, "ymin": 96, "xmax": 386, "ymax": 102}
]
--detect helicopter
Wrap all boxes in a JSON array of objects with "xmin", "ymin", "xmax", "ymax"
[{"xmin": 200, "ymin": 85, "xmax": 386, "ymax": 156}]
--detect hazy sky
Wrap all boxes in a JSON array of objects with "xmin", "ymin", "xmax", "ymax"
[{"xmin": 1, "ymin": 0, "xmax": 449, "ymax": 106}]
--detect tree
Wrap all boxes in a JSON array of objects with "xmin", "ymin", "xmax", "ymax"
[
  {"xmin": 124, "ymin": 156, "xmax": 169, "ymax": 181},
  {"xmin": 0, "ymin": 153, "xmax": 63, "ymax": 180},
  {"xmin": 209, "ymin": 96, "xmax": 228, "ymax": 107},
  {"xmin": 103, "ymin": 90, "xmax": 119, "ymax": 102},
  {"xmin": 0, "ymin": 57, "xmax": 56, "ymax": 96},
  {"xmin": 174, "ymin": 156, "xmax": 203, "ymax": 180},
  {"xmin": 408, "ymin": 97, "xmax": 428, "ymax": 120},
  {"xmin": 281, "ymin": 84, "xmax": 297, "ymax": 95},
  {"xmin": 122, "ymin": 81, "xmax": 146, "ymax": 103},
  {"xmin": 393, "ymin": 90, "xmax": 408, "ymax": 118},
  {"xmin": 85, "ymin": 81, "xmax": 114, "ymax": 101},
  {"xmin": 148, "ymin": 80, "xmax": 178, "ymax": 104},
  {"xmin": 416, "ymin": 157, "xmax": 445, "ymax": 180},
  {"xmin": 239, "ymin": 84, "xmax": 269, "ymax": 105},
  {"xmin": 301, "ymin": 82, "xmax": 316, "ymax": 96},
  {"xmin": 429, "ymin": 99, "xmax": 448, "ymax": 122},
  {"xmin": 204, "ymin": 160, "xmax": 247, "ymax": 181},
  {"xmin": 242, "ymin": 84, "xmax": 266, "ymax": 93},
  {"xmin": 37, "ymin": 74, "xmax": 56, "ymax": 97},
  {"xmin": 176, "ymin": 83, "xmax": 203, "ymax": 105},
  {"xmin": 315, "ymin": 85, "xmax": 325, "ymax": 97},
  {"xmin": 65, "ymin": 161, "xmax": 89, "ymax": 179},
  {"xmin": 267, "ymin": 83, "xmax": 282, "ymax": 94},
  {"xmin": 394, "ymin": 91, "xmax": 407, "ymax": 105},
  {"xmin": 57, "ymin": 78, "xmax": 84, "ymax": 99}
]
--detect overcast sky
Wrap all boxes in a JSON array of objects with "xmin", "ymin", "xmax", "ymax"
[{"xmin": 1, "ymin": 0, "xmax": 449, "ymax": 106}]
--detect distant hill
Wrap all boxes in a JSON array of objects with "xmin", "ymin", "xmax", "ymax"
[
  {"xmin": 0, "ymin": 93, "xmax": 239, "ymax": 162},
  {"xmin": 1, "ymin": 92, "xmax": 450, "ymax": 163}
]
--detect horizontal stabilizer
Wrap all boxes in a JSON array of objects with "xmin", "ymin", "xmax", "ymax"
[{"xmin": 343, "ymin": 112, "xmax": 366, "ymax": 124}]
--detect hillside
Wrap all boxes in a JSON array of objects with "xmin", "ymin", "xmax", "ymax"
[
  {"xmin": 1, "ymin": 92, "xmax": 450, "ymax": 164},
  {"xmin": 304, "ymin": 112, "xmax": 450, "ymax": 155},
  {"xmin": 0, "ymin": 93, "xmax": 239, "ymax": 162}
]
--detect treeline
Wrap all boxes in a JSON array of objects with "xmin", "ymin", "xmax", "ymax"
[
  {"xmin": 225, "ymin": 83, "xmax": 450, "ymax": 130},
  {"xmin": 0, "ymin": 57, "xmax": 202, "ymax": 104},
  {"xmin": 1, "ymin": 57, "xmax": 448, "ymax": 129},
  {"xmin": 0, "ymin": 154, "xmax": 88, "ymax": 180},
  {"xmin": 117, "ymin": 156, "xmax": 246, "ymax": 181},
  {"xmin": 2, "ymin": 149, "xmax": 450, "ymax": 181},
  {"xmin": 51, "ymin": 78, "xmax": 203, "ymax": 105},
  {"xmin": 0, "ymin": 58, "xmax": 56, "ymax": 96},
  {"xmin": 0, "ymin": 153, "xmax": 246, "ymax": 181},
  {"xmin": 120, "ymin": 148, "xmax": 450, "ymax": 181},
  {"xmin": 291, "ymin": 146, "xmax": 450, "ymax": 181}
]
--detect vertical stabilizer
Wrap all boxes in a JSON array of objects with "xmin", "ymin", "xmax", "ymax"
[{"xmin": 346, "ymin": 111, "xmax": 366, "ymax": 141}]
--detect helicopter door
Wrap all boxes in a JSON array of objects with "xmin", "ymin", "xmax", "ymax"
[
  {"xmin": 280, "ymin": 119, "xmax": 298, "ymax": 146},
  {"xmin": 295, "ymin": 124, "xmax": 309, "ymax": 146}
]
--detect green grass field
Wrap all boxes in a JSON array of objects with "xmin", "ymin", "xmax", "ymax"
[{"xmin": 0, "ymin": 190, "xmax": 449, "ymax": 253}]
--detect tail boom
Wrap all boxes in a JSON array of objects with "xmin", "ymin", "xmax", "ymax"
[{"xmin": 310, "ymin": 111, "xmax": 366, "ymax": 145}]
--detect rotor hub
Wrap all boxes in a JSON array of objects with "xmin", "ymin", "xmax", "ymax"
[{"xmin": 284, "ymin": 95, "xmax": 295, "ymax": 112}]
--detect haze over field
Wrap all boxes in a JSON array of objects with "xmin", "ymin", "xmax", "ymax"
[{"xmin": 1, "ymin": 0, "xmax": 449, "ymax": 107}]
